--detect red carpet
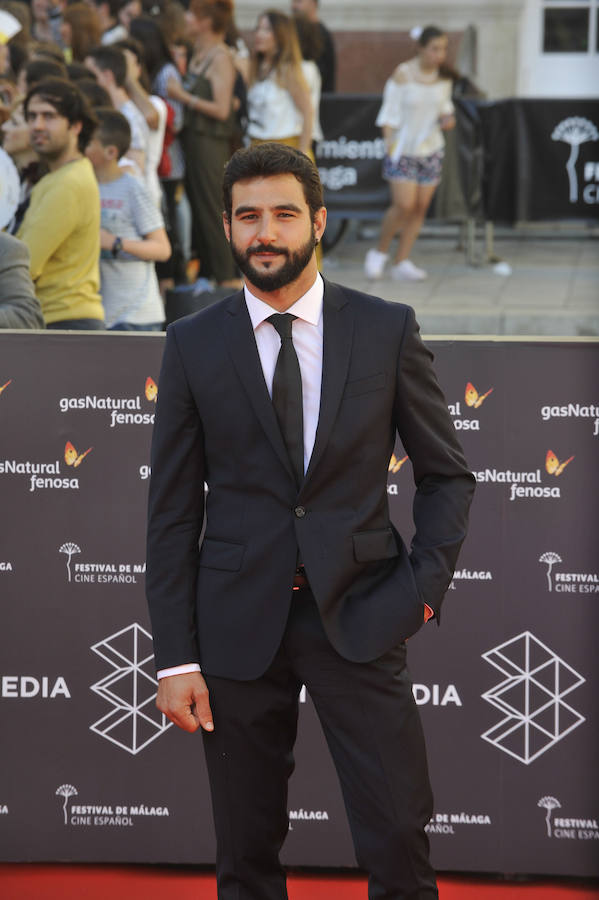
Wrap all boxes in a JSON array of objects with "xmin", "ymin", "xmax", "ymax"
[{"xmin": 0, "ymin": 866, "xmax": 597, "ymax": 900}]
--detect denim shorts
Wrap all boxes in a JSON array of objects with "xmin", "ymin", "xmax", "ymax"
[{"xmin": 383, "ymin": 150, "xmax": 444, "ymax": 185}]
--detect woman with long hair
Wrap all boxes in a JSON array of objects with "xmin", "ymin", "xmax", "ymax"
[
  {"xmin": 128, "ymin": 13, "xmax": 189, "ymax": 284},
  {"xmin": 247, "ymin": 9, "xmax": 312, "ymax": 155},
  {"xmin": 168, "ymin": 0, "xmax": 238, "ymax": 286},
  {"xmin": 60, "ymin": 3, "xmax": 102, "ymax": 63},
  {"xmin": 364, "ymin": 25, "xmax": 456, "ymax": 282}
]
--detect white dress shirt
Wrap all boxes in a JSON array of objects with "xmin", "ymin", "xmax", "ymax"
[{"xmin": 157, "ymin": 274, "xmax": 324, "ymax": 679}]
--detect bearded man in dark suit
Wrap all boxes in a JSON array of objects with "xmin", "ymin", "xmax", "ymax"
[{"xmin": 146, "ymin": 142, "xmax": 475, "ymax": 900}]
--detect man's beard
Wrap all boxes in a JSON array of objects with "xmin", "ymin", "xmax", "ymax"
[{"xmin": 230, "ymin": 227, "xmax": 317, "ymax": 292}]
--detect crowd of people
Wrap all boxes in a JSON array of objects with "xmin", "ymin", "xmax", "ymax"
[
  {"xmin": 0, "ymin": 0, "xmax": 463, "ymax": 331},
  {"xmin": 0, "ymin": 0, "xmax": 337, "ymax": 329}
]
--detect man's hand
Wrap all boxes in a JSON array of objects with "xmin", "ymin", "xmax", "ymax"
[{"xmin": 156, "ymin": 672, "xmax": 214, "ymax": 734}]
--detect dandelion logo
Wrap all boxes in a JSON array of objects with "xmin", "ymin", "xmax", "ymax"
[
  {"xmin": 59, "ymin": 542, "xmax": 81, "ymax": 582},
  {"xmin": 539, "ymin": 552, "xmax": 562, "ymax": 591},
  {"xmin": 551, "ymin": 117, "xmax": 599, "ymax": 203},
  {"xmin": 538, "ymin": 796, "xmax": 561, "ymax": 837},
  {"xmin": 56, "ymin": 784, "xmax": 78, "ymax": 825}
]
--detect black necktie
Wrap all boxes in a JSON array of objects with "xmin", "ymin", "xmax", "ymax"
[{"xmin": 268, "ymin": 313, "xmax": 304, "ymax": 487}]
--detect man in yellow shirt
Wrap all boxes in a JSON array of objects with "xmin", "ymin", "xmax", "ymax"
[{"xmin": 17, "ymin": 77, "xmax": 105, "ymax": 329}]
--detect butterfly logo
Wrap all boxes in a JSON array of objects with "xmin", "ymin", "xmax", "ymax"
[
  {"xmin": 545, "ymin": 450, "xmax": 574, "ymax": 477},
  {"xmin": 145, "ymin": 377, "xmax": 158, "ymax": 403},
  {"xmin": 465, "ymin": 382, "xmax": 493, "ymax": 408},
  {"xmin": 64, "ymin": 441, "xmax": 93, "ymax": 468},
  {"xmin": 388, "ymin": 453, "xmax": 408, "ymax": 474},
  {"xmin": 0, "ymin": 379, "xmax": 12, "ymax": 396}
]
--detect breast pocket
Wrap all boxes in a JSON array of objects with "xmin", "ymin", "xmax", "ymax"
[{"xmin": 345, "ymin": 372, "xmax": 386, "ymax": 398}]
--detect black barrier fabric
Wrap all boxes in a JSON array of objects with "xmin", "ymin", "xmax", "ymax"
[
  {"xmin": 0, "ymin": 333, "xmax": 598, "ymax": 876},
  {"xmin": 316, "ymin": 96, "xmax": 599, "ymax": 223},
  {"xmin": 316, "ymin": 94, "xmax": 390, "ymax": 218},
  {"xmin": 475, "ymin": 99, "xmax": 599, "ymax": 223}
]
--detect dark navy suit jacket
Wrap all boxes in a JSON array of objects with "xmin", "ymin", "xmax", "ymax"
[{"xmin": 146, "ymin": 280, "xmax": 475, "ymax": 679}]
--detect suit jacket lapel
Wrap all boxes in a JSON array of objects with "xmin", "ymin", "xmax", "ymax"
[
  {"xmin": 303, "ymin": 280, "xmax": 353, "ymax": 489},
  {"xmin": 222, "ymin": 291, "xmax": 295, "ymax": 482}
]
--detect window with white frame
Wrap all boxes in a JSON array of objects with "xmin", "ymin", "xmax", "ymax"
[{"xmin": 542, "ymin": 0, "xmax": 598, "ymax": 52}]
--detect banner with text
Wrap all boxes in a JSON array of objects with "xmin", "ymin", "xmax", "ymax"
[{"xmin": 0, "ymin": 333, "xmax": 597, "ymax": 876}]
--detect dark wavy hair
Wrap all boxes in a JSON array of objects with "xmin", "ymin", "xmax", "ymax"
[
  {"xmin": 223, "ymin": 142, "xmax": 323, "ymax": 223},
  {"xmin": 24, "ymin": 77, "xmax": 98, "ymax": 151},
  {"xmin": 128, "ymin": 15, "xmax": 174, "ymax": 82}
]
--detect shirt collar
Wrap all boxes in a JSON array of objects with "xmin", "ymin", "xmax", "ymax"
[{"xmin": 244, "ymin": 273, "xmax": 324, "ymax": 331}]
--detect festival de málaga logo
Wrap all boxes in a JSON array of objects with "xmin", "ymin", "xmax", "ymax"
[
  {"xmin": 55, "ymin": 781, "xmax": 171, "ymax": 827},
  {"xmin": 473, "ymin": 448, "xmax": 575, "ymax": 500},
  {"xmin": 447, "ymin": 381, "xmax": 494, "ymax": 431},
  {"xmin": 0, "ymin": 438, "xmax": 93, "ymax": 492},
  {"xmin": 538, "ymin": 551, "xmax": 598, "ymax": 594},
  {"xmin": 58, "ymin": 541, "xmax": 145, "ymax": 585},
  {"xmin": 58, "ymin": 376, "xmax": 158, "ymax": 428},
  {"xmin": 537, "ymin": 795, "xmax": 599, "ymax": 841},
  {"xmin": 551, "ymin": 117, "xmax": 599, "ymax": 204}
]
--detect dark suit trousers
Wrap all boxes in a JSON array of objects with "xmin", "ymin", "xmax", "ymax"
[{"xmin": 202, "ymin": 589, "xmax": 438, "ymax": 900}]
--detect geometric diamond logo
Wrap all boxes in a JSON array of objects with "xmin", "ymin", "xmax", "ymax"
[
  {"xmin": 90, "ymin": 623, "xmax": 172, "ymax": 755},
  {"xmin": 481, "ymin": 631, "xmax": 585, "ymax": 765}
]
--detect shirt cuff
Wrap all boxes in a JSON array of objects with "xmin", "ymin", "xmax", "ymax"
[
  {"xmin": 157, "ymin": 663, "xmax": 201, "ymax": 679},
  {"xmin": 423, "ymin": 603, "xmax": 434, "ymax": 623}
]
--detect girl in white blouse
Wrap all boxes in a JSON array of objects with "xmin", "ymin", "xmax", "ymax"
[
  {"xmin": 247, "ymin": 10, "xmax": 313, "ymax": 155},
  {"xmin": 365, "ymin": 26, "xmax": 456, "ymax": 282}
]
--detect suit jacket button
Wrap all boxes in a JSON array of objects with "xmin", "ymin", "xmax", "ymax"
[{"xmin": 294, "ymin": 506, "xmax": 306, "ymax": 518}]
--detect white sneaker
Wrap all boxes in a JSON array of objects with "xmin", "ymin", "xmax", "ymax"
[
  {"xmin": 364, "ymin": 248, "xmax": 388, "ymax": 280},
  {"xmin": 390, "ymin": 260, "xmax": 427, "ymax": 281}
]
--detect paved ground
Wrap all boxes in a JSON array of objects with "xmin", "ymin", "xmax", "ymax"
[{"xmin": 321, "ymin": 221, "xmax": 599, "ymax": 337}]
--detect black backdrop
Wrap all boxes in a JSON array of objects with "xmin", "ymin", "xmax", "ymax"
[
  {"xmin": 0, "ymin": 333, "xmax": 598, "ymax": 876},
  {"xmin": 316, "ymin": 96, "xmax": 599, "ymax": 223}
]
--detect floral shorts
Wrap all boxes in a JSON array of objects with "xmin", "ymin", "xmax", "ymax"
[{"xmin": 383, "ymin": 150, "xmax": 444, "ymax": 185}]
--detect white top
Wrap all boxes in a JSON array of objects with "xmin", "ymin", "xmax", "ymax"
[
  {"xmin": 301, "ymin": 60, "xmax": 323, "ymax": 143},
  {"xmin": 247, "ymin": 71, "xmax": 303, "ymax": 140},
  {"xmin": 376, "ymin": 59, "xmax": 454, "ymax": 159},
  {"xmin": 145, "ymin": 95, "xmax": 167, "ymax": 210},
  {"xmin": 157, "ymin": 273, "xmax": 324, "ymax": 679},
  {"xmin": 119, "ymin": 99, "xmax": 150, "ymax": 159}
]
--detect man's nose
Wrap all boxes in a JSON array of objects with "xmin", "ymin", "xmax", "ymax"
[{"xmin": 256, "ymin": 214, "xmax": 277, "ymax": 244}]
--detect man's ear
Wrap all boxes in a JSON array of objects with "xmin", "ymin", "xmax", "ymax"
[
  {"xmin": 313, "ymin": 206, "xmax": 327, "ymax": 244},
  {"xmin": 71, "ymin": 120, "xmax": 83, "ymax": 138},
  {"xmin": 222, "ymin": 212, "xmax": 231, "ymax": 242}
]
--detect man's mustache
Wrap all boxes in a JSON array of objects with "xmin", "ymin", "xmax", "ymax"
[{"xmin": 246, "ymin": 246, "xmax": 289, "ymax": 258}]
